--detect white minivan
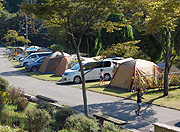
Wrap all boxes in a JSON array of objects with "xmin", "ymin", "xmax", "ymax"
[
  {"xmin": 16, "ymin": 50, "xmax": 37, "ymax": 61},
  {"xmin": 62, "ymin": 61, "xmax": 114, "ymax": 83},
  {"xmin": 19, "ymin": 52, "xmax": 52, "ymax": 67}
]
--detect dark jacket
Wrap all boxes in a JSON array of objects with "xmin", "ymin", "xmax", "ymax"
[{"xmin": 137, "ymin": 92, "xmax": 143, "ymax": 103}]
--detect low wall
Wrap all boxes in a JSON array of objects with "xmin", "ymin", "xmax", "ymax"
[{"xmin": 153, "ymin": 122, "xmax": 180, "ymax": 132}]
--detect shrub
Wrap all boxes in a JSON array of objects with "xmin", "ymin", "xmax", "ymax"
[
  {"xmin": 0, "ymin": 94, "xmax": 4, "ymax": 118},
  {"xmin": 0, "ymin": 77, "xmax": 9, "ymax": 91},
  {"xmin": 8, "ymin": 86, "xmax": 29, "ymax": 112},
  {"xmin": 36, "ymin": 102, "xmax": 55, "ymax": 116},
  {"xmin": 8, "ymin": 86, "xmax": 24, "ymax": 105},
  {"xmin": 55, "ymin": 107, "xmax": 75, "ymax": 130},
  {"xmin": 26, "ymin": 107, "xmax": 51, "ymax": 132},
  {"xmin": 0, "ymin": 91, "xmax": 8, "ymax": 117},
  {"xmin": 101, "ymin": 122, "xmax": 121, "ymax": 132},
  {"xmin": 17, "ymin": 97, "xmax": 29, "ymax": 112},
  {"xmin": 65, "ymin": 114, "xmax": 100, "ymax": 132},
  {"xmin": 0, "ymin": 125, "xmax": 24, "ymax": 132},
  {"xmin": 170, "ymin": 75, "xmax": 180, "ymax": 86}
]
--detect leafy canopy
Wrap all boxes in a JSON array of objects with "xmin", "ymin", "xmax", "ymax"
[
  {"xmin": 2, "ymin": 30, "xmax": 31, "ymax": 46},
  {"xmin": 118, "ymin": 0, "xmax": 180, "ymax": 34}
]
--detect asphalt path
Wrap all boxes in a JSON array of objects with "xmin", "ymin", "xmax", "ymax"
[{"xmin": 1, "ymin": 45, "xmax": 180, "ymax": 132}]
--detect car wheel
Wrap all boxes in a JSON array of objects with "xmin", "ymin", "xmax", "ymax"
[
  {"xmin": 74, "ymin": 76, "xmax": 81, "ymax": 84},
  {"xmin": 23, "ymin": 62, "xmax": 28, "ymax": 67},
  {"xmin": 104, "ymin": 73, "xmax": 111, "ymax": 81},
  {"xmin": 31, "ymin": 66, "xmax": 38, "ymax": 72}
]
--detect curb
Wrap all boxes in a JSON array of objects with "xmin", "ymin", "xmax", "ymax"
[{"xmin": 36, "ymin": 95, "xmax": 57, "ymax": 103}]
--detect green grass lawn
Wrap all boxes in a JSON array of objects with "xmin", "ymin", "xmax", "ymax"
[
  {"xmin": 26, "ymin": 72, "xmax": 62, "ymax": 82},
  {"xmin": 82, "ymin": 81, "xmax": 180, "ymax": 110}
]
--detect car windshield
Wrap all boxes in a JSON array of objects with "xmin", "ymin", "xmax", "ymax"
[{"xmin": 71, "ymin": 63, "xmax": 80, "ymax": 70}]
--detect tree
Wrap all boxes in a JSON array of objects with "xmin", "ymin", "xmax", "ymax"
[
  {"xmin": 22, "ymin": 0, "xmax": 120, "ymax": 117},
  {"xmin": 0, "ymin": 0, "xmax": 3, "ymax": 12},
  {"xmin": 118, "ymin": 0, "xmax": 180, "ymax": 96},
  {"xmin": 101, "ymin": 40, "xmax": 140, "ymax": 58},
  {"xmin": 2, "ymin": 30, "xmax": 31, "ymax": 46},
  {"xmin": 134, "ymin": 29, "xmax": 163, "ymax": 62},
  {"xmin": 100, "ymin": 13, "xmax": 134, "ymax": 50}
]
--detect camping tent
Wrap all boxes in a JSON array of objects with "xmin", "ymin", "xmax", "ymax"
[
  {"xmin": 109, "ymin": 59, "xmax": 160, "ymax": 91},
  {"xmin": 54, "ymin": 56, "xmax": 73, "ymax": 76},
  {"xmin": 38, "ymin": 51, "xmax": 70, "ymax": 74},
  {"xmin": 157, "ymin": 62, "xmax": 180, "ymax": 74}
]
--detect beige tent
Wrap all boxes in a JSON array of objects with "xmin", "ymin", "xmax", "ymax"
[
  {"xmin": 109, "ymin": 59, "xmax": 160, "ymax": 90},
  {"xmin": 38, "ymin": 51, "xmax": 70, "ymax": 74},
  {"xmin": 54, "ymin": 56, "xmax": 73, "ymax": 76}
]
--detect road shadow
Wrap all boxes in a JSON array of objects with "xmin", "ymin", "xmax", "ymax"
[
  {"xmin": 175, "ymin": 122, "xmax": 180, "ymax": 127},
  {"xmin": 72, "ymin": 99, "xmax": 157, "ymax": 130},
  {"xmin": 0, "ymin": 70, "xmax": 27, "ymax": 76},
  {"xmin": 56, "ymin": 81, "xmax": 80, "ymax": 86}
]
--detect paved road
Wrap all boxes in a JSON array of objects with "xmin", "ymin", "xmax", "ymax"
[{"xmin": 1, "ymin": 45, "xmax": 180, "ymax": 132}]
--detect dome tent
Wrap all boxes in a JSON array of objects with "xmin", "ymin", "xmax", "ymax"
[
  {"xmin": 38, "ymin": 51, "xmax": 70, "ymax": 74},
  {"xmin": 109, "ymin": 59, "xmax": 160, "ymax": 91}
]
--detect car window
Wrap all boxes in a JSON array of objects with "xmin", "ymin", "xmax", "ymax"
[
  {"xmin": 104, "ymin": 61, "xmax": 111, "ymax": 67},
  {"xmin": 38, "ymin": 53, "xmax": 50, "ymax": 57},
  {"xmin": 38, "ymin": 58, "xmax": 45, "ymax": 63},
  {"xmin": 83, "ymin": 62, "xmax": 92, "ymax": 70},
  {"xmin": 91, "ymin": 62, "xmax": 99, "ymax": 68},
  {"xmin": 71, "ymin": 63, "xmax": 80, "ymax": 70},
  {"xmin": 91, "ymin": 61, "xmax": 111, "ymax": 68},
  {"xmin": 31, "ymin": 54, "xmax": 37, "ymax": 58}
]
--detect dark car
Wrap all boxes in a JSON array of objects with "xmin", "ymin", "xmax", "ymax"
[{"xmin": 25, "ymin": 56, "xmax": 45, "ymax": 72}]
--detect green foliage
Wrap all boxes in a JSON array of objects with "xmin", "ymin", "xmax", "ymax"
[
  {"xmin": 50, "ymin": 44, "xmax": 65, "ymax": 52},
  {"xmin": 36, "ymin": 102, "xmax": 55, "ymax": 116},
  {"xmin": 100, "ymin": 13, "xmax": 134, "ymax": 50},
  {"xmin": 170, "ymin": 75, "xmax": 180, "ymax": 86},
  {"xmin": 101, "ymin": 40, "xmax": 140, "ymax": 58},
  {"xmin": 134, "ymin": 29, "xmax": 163, "ymax": 62},
  {"xmin": 101, "ymin": 122, "xmax": 121, "ymax": 132},
  {"xmin": 26, "ymin": 107, "xmax": 51, "ymax": 132},
  {"xmin": 55, "ymin": 107, "xmax": 75, "ymax": 129},
  {"xmin": 2, "ymin": 30, "xmax": 31, "ymax": 47},
  {"xmin": 0, "ymin": 77, "xmax": 9, "ymax": 91},
  {"xmin": 16, "ymin": 97, "xmax": 29, "ymax": 112},
  {"xmin": 0, "ymin": 93, "xmax": 4, "ymax": 118},
  {"xmin": 0, "ymin": 125, "xmax": 24, "ymax": 132},
  {"xmin": 0, "ymin": 77, "xmax": 9, "ymax": 117},
  {"xmin": 65, "ymin": 113, "xmax": 99, "ymax": 132}
]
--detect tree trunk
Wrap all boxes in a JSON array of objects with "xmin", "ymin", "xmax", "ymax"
[
  {"xmin": 164, "ymin": 28, "xmax": 170, "ymax": 96},
  {"xmin": 70, "ymin": 32, "xmax": 89, "ymax": 117},
  {"xmin": 76, "ymin": 51, "xmax": 89, "ymax": 117},
  {"xmin": 164, "ymin": 63, "xmax": 169, "ymax": 96}
]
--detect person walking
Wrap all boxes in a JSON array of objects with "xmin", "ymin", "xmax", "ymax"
[{"xmin": 135, "ymin": 88, "xmax": 145, "ymax": 116}]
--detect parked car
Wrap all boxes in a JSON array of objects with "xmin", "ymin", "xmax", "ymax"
[
  {"xmin": 19, "ymin": 52, "xmax": 52, "ymax": 67},
  {"xmin": 25, "ymin": 56, "xmax": 46, "ymax": 72},
  {"xmin": 16, "ymin": 50, "xmax": 37, "ymax": 61},
  {"xmin": 62, "ymin": 61, "xmax": 114, "ymax": 83}
]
